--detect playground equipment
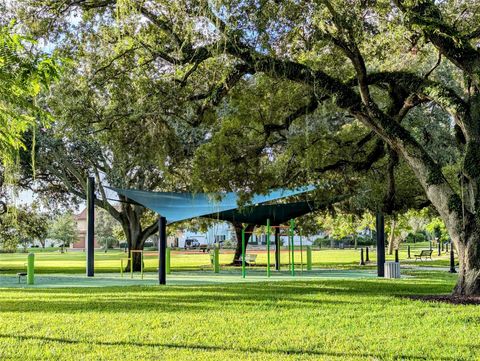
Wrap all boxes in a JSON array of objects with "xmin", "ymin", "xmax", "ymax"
[
  {"xmin": 27, "ymin": 253, "xmax": 34, "ymax": 285},
  {"xmin": 209, "ymin": 246, "xmax": 220, "ymax": 273},
  {"xmin": 120, "ymin": 250, "xmax": 144, "ymax": 279},
  {"xmin": 85, "ymin": 178, "xmax": 398, "ymax": 284},
  {"xmin": 120, "ymin": 248, "xmax": 171, "ymax": 279},
  {"xmin": 120, "ymin": 248, "xmax": 171, "ymax": 280},
  {"xmin": 306, "ymin": 246, "xmax": 312, "ymax": 271},
  {"xmin": 17, "ymin": 253, "xmax": 35, "ymax": 285},
  {"xmin": 269, "ymin": 219, "xmax": 297, "ymax": 276},
  {"xmin": 241, "ymin": 218, "xmax": 302, "ymax": 279}
]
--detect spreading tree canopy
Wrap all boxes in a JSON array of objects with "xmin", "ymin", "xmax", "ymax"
[{"xmin": 13, "ymin": 0, "xmax": 480, "ymax": 294}]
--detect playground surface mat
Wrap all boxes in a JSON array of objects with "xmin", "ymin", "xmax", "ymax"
[{"xmin": 0, "ymin": 268, "xmax": 378, "ymax": 288}]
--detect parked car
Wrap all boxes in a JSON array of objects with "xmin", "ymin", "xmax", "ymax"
[{"xmin": 184, "ymin": 239, "xmax": 201, "ymax": 249}]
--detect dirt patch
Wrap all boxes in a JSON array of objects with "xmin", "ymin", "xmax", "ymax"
[{"xmin": 408, "ymin": 295, "xmax": 480, "ymax": 305}]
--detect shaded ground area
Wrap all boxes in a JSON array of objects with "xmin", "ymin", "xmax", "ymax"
[{"xmin": 0, "ymin": 269, "xmax": 376, "ymax": 288}]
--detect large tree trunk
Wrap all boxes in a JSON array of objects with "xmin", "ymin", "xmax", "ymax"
[
  {"xmin": 451, "ymin": 219, "xmax": 480, "ymax": 295},
  {"xmin": 120, "ymin": 203, "xmax": 158, "ymax": 272},
  {"xmin": 232, "ymin": 222, "xmax": 255, "ymax": 264},
  {"xmin": 387, "ymin": 218, "xmax": 396, "ymax": 255}
]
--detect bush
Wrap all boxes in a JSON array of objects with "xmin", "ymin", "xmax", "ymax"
[
  {"xmin": 405, "ymin": 231, "xmax": 428, "ymax": 243},
  {"xmin": 356, "ymin": 236, "xmax": 375, "ymax": 246},
  {"xmin": 312, "ymin": 237, "xmax": 331, "ymax": 248}
]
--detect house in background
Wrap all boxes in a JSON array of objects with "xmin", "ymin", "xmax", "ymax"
[
  {"xmin": 72, "ymin": 208, "xmax": 100, "ymax": 249},
  {"xmin": 72, "ymin": 208, "xmax": 317, "ymax": 249},
  {"xmin": 168, "ymin": 222, "xmax": 234, "ymax": 248},
  {"xmin": 171, "ymin": 222, "xmax": 316, "ymax": 248}
]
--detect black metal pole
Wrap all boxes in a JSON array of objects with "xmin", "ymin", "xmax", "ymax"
[
  {"xmin": 438, "ymin": 242, "xmax": 441, "ymax": 256},
  {"xmin": 376, "ymin": 212, "xmax": 385, "ymax": 277},
  {"xmin": 407, "ymin": 245, "xmax": 411, "ymax": 259},
  {"xmin": 360, "ymin": 248, "xmax": 365, "ymax": 265},
  {"xmin": 395, "ymin": 249, "xmax": 399, "ymax": 263},
  {"xmin": 86, "ymin": 176, "xmax": 95, "ymax": 277},
  {"xmin": 159, "ymin": 216, "xmax": 167, "ymax": 285},
  {"xmin": 449, "ymin": 246, "xmax": 456, "ymax": 273},
  {"xmin": 365, "ymin": 247, "xmax": 370, "ymax": 262},
  {"xmin": 446, "ymin": 242, "xmax": 449, "ymax": 253},
  {"xmin": 275, "ymin": 226, "xmax": 281, "ymax": 271},
  {"xmin": 441, "ymin": 241, "xmax": 445, "ymax": 252}
]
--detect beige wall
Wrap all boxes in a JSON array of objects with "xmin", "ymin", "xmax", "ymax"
[{"xmin": 71, "ymin": 208, "xmax": 99, "ymax": 249}]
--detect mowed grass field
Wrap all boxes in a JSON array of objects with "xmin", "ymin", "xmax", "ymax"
[
  {"xmin": 0, "ymin": 243, "xmax": 452, "ymax": 274},
  {"xmin": 0, "ymin": 247, "xmax": 471, "ymax": 360},
  {"xmin": 0, "ymin": 271, "xmax": 477, "ymax": 360}
]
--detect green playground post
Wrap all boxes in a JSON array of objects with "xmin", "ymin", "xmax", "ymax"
[
  {"xmin": 241, "ymin": 227, "xmax": 246, "ymax": 278},
  {"xmin": 214, "ymin": 245, "xmax": 220, "ymax": 273},
  {"xmin": 27, "ymin": 253, "xmax": 35, "ymax": 285},
  {"xmin": 266, "ymin": 218, "xmax": 271, "ymax": 277},
  {"xmin": 288, "ymin": 229, "xmax": 291, "ymax": 272},
  {"xmin": 300, "ymin": 234, "xmax": 304, "ymax": 273},
  {"xmin": 306, "ymin": 246, "xmax": 312, "ymax": 271},
  {"xmin": 141, "ymin": 251, "xmax": 144, "ymax": 279},
  {"xmin": 290, "ymin": 219, "xmax": 295, "ymax": 276},
  {"xmin": 166, "ymin": 248, "xmax": 171, "ymax": 274}
]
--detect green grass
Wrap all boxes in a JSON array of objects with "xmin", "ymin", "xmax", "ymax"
[
  {"xmin": 0, "ymin": 247, "xmax": 468, "ymax": 360},
  {"xmin": 0, "ymin": 245, "xmax": 452, "ymax": 274},
  {"xmin": 0, "ymin": 271, "xmax": 476, "ymax": 360}
]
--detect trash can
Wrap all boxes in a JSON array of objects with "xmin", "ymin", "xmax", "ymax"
[{"xmin": 384, "ymin": 261, "xmax": 400, "ymax": 278}]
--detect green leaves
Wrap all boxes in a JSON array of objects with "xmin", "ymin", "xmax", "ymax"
[
  {"xmin": 0, "ymin": 24, "xmax": 59, "ymax": 170},
  {"xmin": 48, "ymin": 212, "xmax": 77, "ymax": 246}
]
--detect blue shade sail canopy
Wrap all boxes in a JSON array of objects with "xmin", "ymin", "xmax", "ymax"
[
  {"xmin": 202, "ymin": 201, "xmax": 316, "ymax": 226},
  {"xmin": 108, "ymin": 186, "xmax": 315, "ymax": 224}
]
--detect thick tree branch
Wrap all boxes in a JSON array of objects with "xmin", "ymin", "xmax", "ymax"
[
  {"xmin": 315, "ymin": 139, "xmax": 385, "ymax": 173},
  {"xmin": 395, "ymin": 0, "xmax": 480, "ymax": 86}
]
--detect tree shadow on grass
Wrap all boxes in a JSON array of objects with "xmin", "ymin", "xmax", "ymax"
[
  {"xmin": 0, "ymin": 277, "xmax": 455, "ymax": 315},
  {"xmin": 0, "ymin": 276, "xmax": 452, "ymax": 295},
  {"xmin": 0, "ymin": 333, "xmax": 466, "ymax": 361},
  {"xmin": 0, "ymin": 287, "xmax": 354, "ymax": 314}
]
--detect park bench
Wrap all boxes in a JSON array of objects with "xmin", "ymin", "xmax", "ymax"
[
  {"xmin": 414, "ymin": 249, "xmax": 433, "ymax": 261},
  {"xmin": 16, "ymin": 272, "xmax": 27, "ymax": 284},
  {"xmin": 16, "ymin": 262, "xmax": 28, "ymax": 284}
]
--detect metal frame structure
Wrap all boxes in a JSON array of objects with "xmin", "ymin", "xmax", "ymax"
[{"xmin": 86, "ymin": 179, "xmax": 389, "ymax": 286}]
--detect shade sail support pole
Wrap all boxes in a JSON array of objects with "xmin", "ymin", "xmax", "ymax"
[
  {"xmin": 241, "ymin": 227, "xmax": 246, "ymax": 278},
  {"xmin": 267, "ymin": 218, "xmax": 271, "ymax": 277},
  {"xmin": 158, "ymin": 216, "xmax": 167, "ymax": 285},
  {"xmin": 86, "ymin": 176, "xmax": 95, "ymax": 277}
]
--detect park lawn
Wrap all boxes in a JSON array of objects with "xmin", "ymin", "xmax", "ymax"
[
  {"xmin": 0, "ymin": 247, "xmax": 452, "ymax": 274},
  {"xmin": 0, "ymin": 271, "xmax": 477, "ymax": 361}
]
